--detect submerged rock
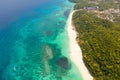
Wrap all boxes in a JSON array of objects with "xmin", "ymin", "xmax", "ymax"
[
  {"xmin": 64, "ymin": 9, "xmax": 71, "ymax": 18},
  {"xmin": 56, "ymin": 57, "xmax": 70, "ymax": 69}
]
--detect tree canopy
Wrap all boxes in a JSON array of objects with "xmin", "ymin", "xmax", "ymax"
[{"xmin": 72, "ymin": 11, "xmax": 120, "ymax": 80}]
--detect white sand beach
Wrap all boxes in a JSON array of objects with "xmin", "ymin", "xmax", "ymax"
[{"xmin": 67, "ymin": 11, "xmax": 93, "ymax": 80}]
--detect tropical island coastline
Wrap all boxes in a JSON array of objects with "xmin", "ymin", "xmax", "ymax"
[
  {"xmin": 68, "ymin": 0, "xmax": 120, "ymax": 80},
  {"xmin": 67, "ymin": 10, "xmax": 93, "ymax": 80}
]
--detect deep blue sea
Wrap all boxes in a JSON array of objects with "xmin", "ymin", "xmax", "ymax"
[{"xmin": 0, "ymin": 0, "xmax": 82, "ymax": 80}]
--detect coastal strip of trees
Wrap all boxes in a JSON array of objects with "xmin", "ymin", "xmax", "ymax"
[
  {"xmin": 69, "ymin": 0, "xmax": 120, "ymax": 10},
  {"xmin": 72, "ymin": 10, "xmax": 120, "ymax": 80}
]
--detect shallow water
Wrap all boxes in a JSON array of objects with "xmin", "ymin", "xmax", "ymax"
[{"xmin": 0, "ymin": 0, "xmax": 83, "ymax": 80}]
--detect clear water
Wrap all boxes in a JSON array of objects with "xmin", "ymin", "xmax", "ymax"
[{"xmin": 0, "ymin": 0, "xmax": 83, "ymax": 80}]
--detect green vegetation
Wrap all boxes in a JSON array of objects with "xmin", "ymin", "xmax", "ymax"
[
  {"xmin": 69, "ymin": 0, "xmax": 120, "ymax": 10},
  {"xmin": 115, "ymin": 16, "xmax": 120, "ymax": 23},
  {"xmin": 74, "ymin": 1, "xmax": 97, "ymax": 10},
  {"xmin": 68, "ymin": 0, "xmax": 120, "ymax": 79},
  {"xmin": 69, "ymin": 0, "xmax": 97, "ymax": 10},
  {"xmin": 72, "ymin": 11, "xmax": 120, "ymax": 80},
  {"xmin": 98, "ymin": 1, "xmax": 118, "ymax": 11}
]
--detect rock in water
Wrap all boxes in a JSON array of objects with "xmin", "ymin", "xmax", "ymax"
[
  {"xmin": 56, "ymin": 57, "xmax": 70, "ymax": 69},
  {"xmin": 64, "ymin": 9, "xmax": 71, "ymax": 18}
]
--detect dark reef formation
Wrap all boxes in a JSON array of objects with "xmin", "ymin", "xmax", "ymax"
[{"xmin": 56, "ymin": 57, "xmax": 70, "ymax": 69}]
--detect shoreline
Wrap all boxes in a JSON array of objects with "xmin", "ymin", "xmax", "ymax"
[{"xmin": 66, "ymin": 11, "xmax": 93, "ymax": 80}]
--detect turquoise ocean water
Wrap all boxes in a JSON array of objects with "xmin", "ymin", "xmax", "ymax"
[{"xmin": 0, "ymin": 0, "xmax": 83, "ymax": 80}]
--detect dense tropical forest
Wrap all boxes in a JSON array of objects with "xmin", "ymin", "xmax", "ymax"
[
  {"xmin": 72, "ymin": 11, "xmax": 120, "ymax": 80},
  {"xmin": 69, "ymin": 0, "xmax": 120, "ymax": 80},
  {"xmin": 70, "ymin": 0, "xmax": 120, "ymax": 10}
]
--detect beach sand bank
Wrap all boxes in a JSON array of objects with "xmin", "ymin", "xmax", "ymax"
[{"xmin": 67, "ymin": 11, "xmax": 93, "ymax": 80}]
